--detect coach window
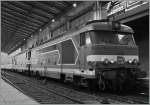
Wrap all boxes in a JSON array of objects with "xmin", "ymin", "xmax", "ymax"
[{"xmin": 80, "ymin": 33, "xmax": 85, "ymax": 46}]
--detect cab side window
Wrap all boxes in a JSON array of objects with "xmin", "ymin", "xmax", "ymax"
[{"xmin": 80, "ymin": 33, "xmax": 85, "ymax": 46}]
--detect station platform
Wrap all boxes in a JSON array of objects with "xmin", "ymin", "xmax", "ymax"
[{"xmin": 0, "ymin": 78, "xmax": 39, "ymax": 104}]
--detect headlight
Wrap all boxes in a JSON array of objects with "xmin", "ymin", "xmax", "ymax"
[
  {"xmin": 133, "ymin": 59, "xmax": 138, "ymax": 64},
  {"xmin": 128, "ymin": 59, "xmax": 132, "ymax": 64},
  {"xmin": 104, "ymin": 58, "xmax": 109, "ymax": 64},
  {"xmin": 110, "ymin": 59, "xmax": 115, "ymax": 64}
]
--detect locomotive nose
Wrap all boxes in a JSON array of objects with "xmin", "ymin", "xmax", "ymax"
[{"xmin": 86, "ymin": 45, "xmax": 139, "ymax": 67}]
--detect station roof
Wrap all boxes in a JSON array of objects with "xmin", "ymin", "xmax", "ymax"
[{"xmin": 1, "ymin": 1, "xmax": 81, "ymax": 54}]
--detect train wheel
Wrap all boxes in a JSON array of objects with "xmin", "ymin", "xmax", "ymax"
[
  {"xmin": 111, "ymin": 79, "xmax": 123, "ymax": 93},
  {"xmin": 30, "ymin": 71, "xmax": 34, "ymax": 76},
  {"xmin": 36, "ymin": 71, "xmax": 40, "ymax": 79},
  {"xmin": 60, "ymin": 74, "xmax": 65, "ymax": 83},
  {"xmin": 117, "ymin": 70, "xmax": 128, "ymax": 93},
  {"xmin": 73, "ymin": 76, "xmax": 81, "ymax": 88},
  {"xmin": 111, "ymin": 79, "xmax": 117, "ymax": 92}
]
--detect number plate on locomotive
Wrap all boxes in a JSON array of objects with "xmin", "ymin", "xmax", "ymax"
[{"xmin": 117, "ymin": 56, "xmax": 125, "ymax": 64}]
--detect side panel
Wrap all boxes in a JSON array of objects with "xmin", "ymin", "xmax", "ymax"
[
  {"xmin": 61, "ymin": 39, "xmax": 78, "ymax": 64},
  {"xmin": 22, "ymin": 35, "xmax": 94, "ymax": 79}
]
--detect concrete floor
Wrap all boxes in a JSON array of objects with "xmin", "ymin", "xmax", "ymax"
[{"xmin": 0, "ymin": 78, "xmax": 39, "ymax": 104}]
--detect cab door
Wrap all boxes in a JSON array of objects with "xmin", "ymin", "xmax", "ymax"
[{"xmin": 79, "ymin": 32, "xmax": 86, "ymax": 70}]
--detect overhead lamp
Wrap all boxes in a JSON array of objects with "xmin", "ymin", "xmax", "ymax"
[
  {"xmin": 52, "ymin": 19, "xmax": 55, "ymax": 22},
  {"xmin": 39, "ymin": 29, "xmax": 42, "ymax": 32},
  {"xmin": 24, "ymin": 38, "xmax": 25, "ymax": 40},
  {"xmin": 73, "ymin": 3, "xmax": 77, "ymax": 7}
]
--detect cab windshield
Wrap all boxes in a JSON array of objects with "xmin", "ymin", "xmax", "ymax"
[{"xmin": 85, "ymin": 31, "xmax": 135, "ymax": 46}]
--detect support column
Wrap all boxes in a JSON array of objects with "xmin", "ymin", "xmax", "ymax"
[{"xmin": 93, "ymin": 1, "xmax": 107, "ymax": 20}]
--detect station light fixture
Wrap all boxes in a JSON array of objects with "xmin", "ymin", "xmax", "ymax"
[
  {"xmin": 24, "ymin": 38, "xmax": 25, "ymax": 40},
  {"xmin": 73, "ymin": 3, "xmax": 77, "ymax": 7},
  {"xmin": 52, "ymin": 19, "xmax": 55, "ymax": 22},
  {"xmin": 39, "ymin": 29, "xmax": 42, "ymax": 32}
]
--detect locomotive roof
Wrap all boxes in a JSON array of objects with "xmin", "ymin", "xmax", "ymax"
[{"xmin": 84, "ymin": 21, "xmax": 134, "ymax": 34}]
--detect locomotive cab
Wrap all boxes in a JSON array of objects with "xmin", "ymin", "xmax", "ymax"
[
  {"xmin": 79, "ymin": 21, "xmax": 141, "ymax": 91},
  {"xmin": 85, "ymin": 31, "xmax": 139, "ymax": 68}
]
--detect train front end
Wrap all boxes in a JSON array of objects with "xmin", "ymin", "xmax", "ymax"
[{"xmin": 85, "ymin": 21, "xmax": 144, "ymax": 91}]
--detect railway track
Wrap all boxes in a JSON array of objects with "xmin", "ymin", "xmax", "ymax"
[
  {"xmin": 1, "ymin": 71, "xmax": 106, "ymax": 104},
  {"xmin": 2, "ymin": 73, "xmax": 83, "ymax": 104},
  {"xmin": 1, "ymin": 70, "xmax": 149, "ymax": 104},
  {"xmin": 95, "ymin": 92, "xmax": 149, "ymax": 104}
]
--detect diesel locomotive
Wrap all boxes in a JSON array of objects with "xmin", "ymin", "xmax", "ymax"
[{"xmin": 3, "ymin": 20, "xmax": 144, "ymax": 91}]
